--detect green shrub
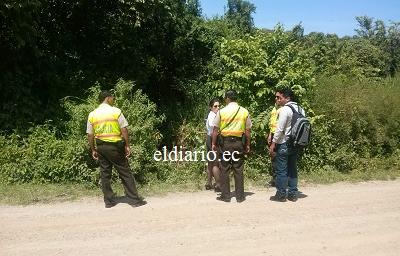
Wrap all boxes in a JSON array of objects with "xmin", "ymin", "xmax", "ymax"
[
  {"xmin": 0, "ymin": 125, "xmax": 95, "ymax": 184},
  {"xmin": 300, "ymin": 75, "xmax": 400, "ymax": 173},
  {"xmin": 62, "ymin": 79, "xmax": 166, "ymax": 184},
  {"xmin": 0, "ymin": 79, "xmax": 168, "ymax": 184}
]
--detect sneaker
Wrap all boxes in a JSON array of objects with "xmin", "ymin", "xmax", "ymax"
[
  {"xmin": 216, "ymin": 196, "xmax": 231, "ymax": 203},
  {"xmin": 236, "ymin": 197, "xmax": 246, "ymax": 203},
  {"xmin": 287, "ymin": 194, "xmax": 298, "ymax": 202},
  {"xmin": 269, "ymin": 194, "xmax": 286, "ymax": 202}
]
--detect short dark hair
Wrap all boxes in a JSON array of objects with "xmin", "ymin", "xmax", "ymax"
[
  {"xmin": 276, "ymin": 87, "xmax": 295, "ymax": 101},
  {"xmin": 98, "ymin": 90, "xmax": 114, "ymax": 103},
  {"xmin": 209, "ymin": 97, "xmax": 220, "ymax": 107},
  {"xmin": 224, "ymin": 90, "xmax": 237, "ymax": 101}
]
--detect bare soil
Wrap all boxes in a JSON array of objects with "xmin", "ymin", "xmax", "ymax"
[{"xmin": 1, "ymin": 180, "xmax": 400, "ymax": 256}]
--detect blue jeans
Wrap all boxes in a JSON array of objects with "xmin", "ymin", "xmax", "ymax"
[{"xmin": 275, "ymin": 143, "xmax": 298, "ymax": 197}]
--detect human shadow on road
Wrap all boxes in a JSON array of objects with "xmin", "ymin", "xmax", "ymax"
[
  {"xmin": 228, "ymin": 191, "xmax": 255, "ymax": 199},
  {"xmin": 297, "ymin": 191, "xmax": 308, "ymax": 199},
  {"xmin": 114, "ymin": 196, "xmax": 147, "ymax": 206}
]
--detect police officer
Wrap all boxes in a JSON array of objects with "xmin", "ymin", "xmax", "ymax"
[
  {"xmin": 211, "ymin": 90, "xmax": 252, "ymax": 203},
  {"xmin": 87, "ymin": 90, "xmax": 146, "ymax": 208}
]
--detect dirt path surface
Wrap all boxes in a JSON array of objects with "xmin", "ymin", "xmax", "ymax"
[{"xmin": 1, "ymin": 180, "xmax": 400, "ymax": 256}]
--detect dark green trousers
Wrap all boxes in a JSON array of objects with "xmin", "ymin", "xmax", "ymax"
[
  {"xmin": 219, "ymin": 137, "xmax": 245, "ymax": 200},
  {"xmin": 96, "ymin": 140, "xmax": 141, "ymax": 205}
]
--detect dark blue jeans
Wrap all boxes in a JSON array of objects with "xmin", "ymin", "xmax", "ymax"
[{"xmin": 275, "ymin": 143, "xmax": 298, "ymax": 197}]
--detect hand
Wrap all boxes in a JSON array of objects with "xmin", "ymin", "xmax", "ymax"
[
  {"xmin": 245, "ymin": 145, "xmax": 250, "ymax": 154},
  {"xmin": 125, "ymin": 145, "xmax": 131, "ymax": 158},
  {"xmin": 269, "ymin": 144, "xmax": 276, "ymax": 157},
  {"xmin": 212, "ymin": 144, "xmax": 218, "ymax": 152},
  {"xmin": 92, "ymin": 150, "xmax": 99, "ymax": 161},
  {"xmin": 267, "ymin": 134, "xmax": 272, "ymax": 146}
]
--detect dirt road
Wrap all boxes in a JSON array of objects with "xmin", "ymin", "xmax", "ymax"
[{"xmin": 1, "ymin": 180, "xmax": 400, "ymax": 256}]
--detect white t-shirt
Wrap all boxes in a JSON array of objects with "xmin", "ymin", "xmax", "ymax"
[
  {"xmin": 272, "ymin": 102, "xmax": 305, "ymax": 144},
  {"xmin": 206, "ymin": 111, "xmax": 216, "ymax": 136}
]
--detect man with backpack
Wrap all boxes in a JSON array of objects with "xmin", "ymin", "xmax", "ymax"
[{"xmin": 268, "ymin": 88, "xmax": 308, "ymax": 202}]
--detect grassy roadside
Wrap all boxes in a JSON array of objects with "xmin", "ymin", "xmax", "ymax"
[
  {"xmin": 1, "ymin": 156, "xmax": 399, "ymax": 206},
  {"xmin": 0, "ymin": 180, "xmax": 206, "ymax": 206}
]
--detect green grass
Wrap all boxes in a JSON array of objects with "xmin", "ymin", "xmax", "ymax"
[
  {"xmin": 1, "ymin": 156, "xmax": 399, "ymax": 205},
  {"xmin": 0, "ymin": 179, "xmax": 206, "ymax": 206},
  {"xmin": 0, "ymin": 183, "xmax": 101, "ymax": 205}
]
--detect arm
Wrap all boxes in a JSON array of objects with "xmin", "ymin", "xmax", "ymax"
[
  {"xmin": 211, "ymin": 126, "xmax": 219, "ymax": 152},
  {"xmin": 269, "ymin": 141, "xmax": 276, "ymax": 157},
  {"xmin": 86, "ymin": 117, "xmax": 98, "ymax": 160},
  {"xmin": 244, "ymin": 129, "xmax": 251, "ymax": 154},
  {"xmin": 267, "ymin": 133, "xmax": 272, "ymax": 146},
  {"xmin": 244, "ymin": 115, "xmax": 252, "ymax": 154},
  {"xmin": 211, "ymin": 111, "xmax": 221, "ymax": 152},
  {"xmin": 87, "ymin": 133, "xmax": 98, "ymax": 160},
  {"xmin": 269, "ymin": 106, "xmax": 289, "ymax": 156},
  {"xmin": 121, "ymin": 127, "xmax": 131, "ymax": 158}
]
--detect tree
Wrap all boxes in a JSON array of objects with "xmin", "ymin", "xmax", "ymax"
[
  {"xmin": 0, "ymin": 0, "xmax": 211, "ymax": 132},
  {"xmin": 355, "ymin": 16, "xmax": 400, "ymax": 76},
  {"xmin": 225, "ymin": 0, "xmax": 256, "ymax": 33},
  {"xmin": 185, "ymin": 0, "xmax": 202, "ymax": 17},
  {"xmin": 355, "ymin": 16, "xmax": 375, "ymax": 38},
  {"xmin": 207, "ymin": 26, "xmax": 315, "ymax": 135}
]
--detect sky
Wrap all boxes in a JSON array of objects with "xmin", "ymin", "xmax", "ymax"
[{"xmin": 200, "ymin": 0, "xmax": 400, "ymax": 37}]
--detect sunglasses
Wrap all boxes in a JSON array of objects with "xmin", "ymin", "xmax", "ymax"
[{"xmin": 213, "ymin": 105, "xmax": 220, "ymax": 108}]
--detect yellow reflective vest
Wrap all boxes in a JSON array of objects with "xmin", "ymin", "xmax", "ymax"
[
  {"xmin": 219, "ymin": 103, "xmax": 249, "ymax": 137},
  {"xmin": 269, "ymin": 106, "xmax": 281, "ymax": 134},
  {"xmin": 88, "ymin": 103, "xmax": 122, "ymax": 142}
]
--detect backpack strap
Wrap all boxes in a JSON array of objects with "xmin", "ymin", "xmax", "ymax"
[{"xmin": 286, "ymin": 104, "xmax": 306, "ymax": 117}]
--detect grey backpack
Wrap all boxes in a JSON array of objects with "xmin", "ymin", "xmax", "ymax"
[{"xmin": 286, "ymin": 104, "xmax": 311, "ymax": 148}]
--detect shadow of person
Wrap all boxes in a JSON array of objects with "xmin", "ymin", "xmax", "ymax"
[
  {"xmin": 115, "ymin": 196, "xmax": 146, "ymax": 206},
  {"xmin": 227, "ymin": 191, "xmax": 255, "ymax": 199},
  {"xmin": 297, "ymin": 191, "xmax": 308, "ymax": 199}
]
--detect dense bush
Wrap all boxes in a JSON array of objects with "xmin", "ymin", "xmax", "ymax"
[
  {"xmin": 0, "ymin": 125, "xmax": 95, "ymax": 184},
  {"xmin": 299, "ymin": 75, "xmax": 400, "ymax": 173},
  {"xmin": 1, "ymin": 1, "xmax": 399, "ymax": 186},
  {"xmin": 62, "ymin": 79, "xmax": 166, "ymax": 184},
  {"xmin": 0, "ymin": 79, "xmax": 168, "ymax": 184},
  {"xmin": 206, "ymin": 26, "xmax": 315, "ymax": 138}
]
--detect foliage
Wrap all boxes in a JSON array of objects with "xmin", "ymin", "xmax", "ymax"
[
  {"xmin": 207, "ymin": 26, "xmax": 315, "ymax": 137},
  {"xmin": 299, "ymin": 75, "xmax": 400, "ymax": 173},
  {"xmin": 226, "ymin": 0, "xmax": 256, "ymax": 33},
  {"xmin": 1, "ymin": 1, "xmax": 400, "ymax": 186},
  {"xmin": 0, "ymin": 125, "xmax": 95, "ymax": 184},
  {"xmin": 303, "ymin": 33, "xmax": 389, "ymax": 79},
  {"xmin": 0, "ymin": 0, "xmax": 210, "ymax": 132},
  {"xmin": 62, "ymin": 79, "xmax": 165, "ymax": 184}
]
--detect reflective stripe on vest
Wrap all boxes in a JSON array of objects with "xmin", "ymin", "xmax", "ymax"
[
  {"xmin": 220, "ymin": 104, "xmax": 249, "ymax": 137},
  {"xmin": 269, "ymin": 107, "xmax": 281, "ymax": 134},
  {"xmin": 89, "ymin": 104, "xmax": 122, "ymax": 142}
]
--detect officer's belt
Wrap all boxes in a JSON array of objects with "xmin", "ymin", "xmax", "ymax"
[
  {"xmin": 95, "ymin": 139, "xmax": 122, "ymax": 145},
  {"xmin": 221, "ymin": 136, "xmax": 243, "ymax": 141}
]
